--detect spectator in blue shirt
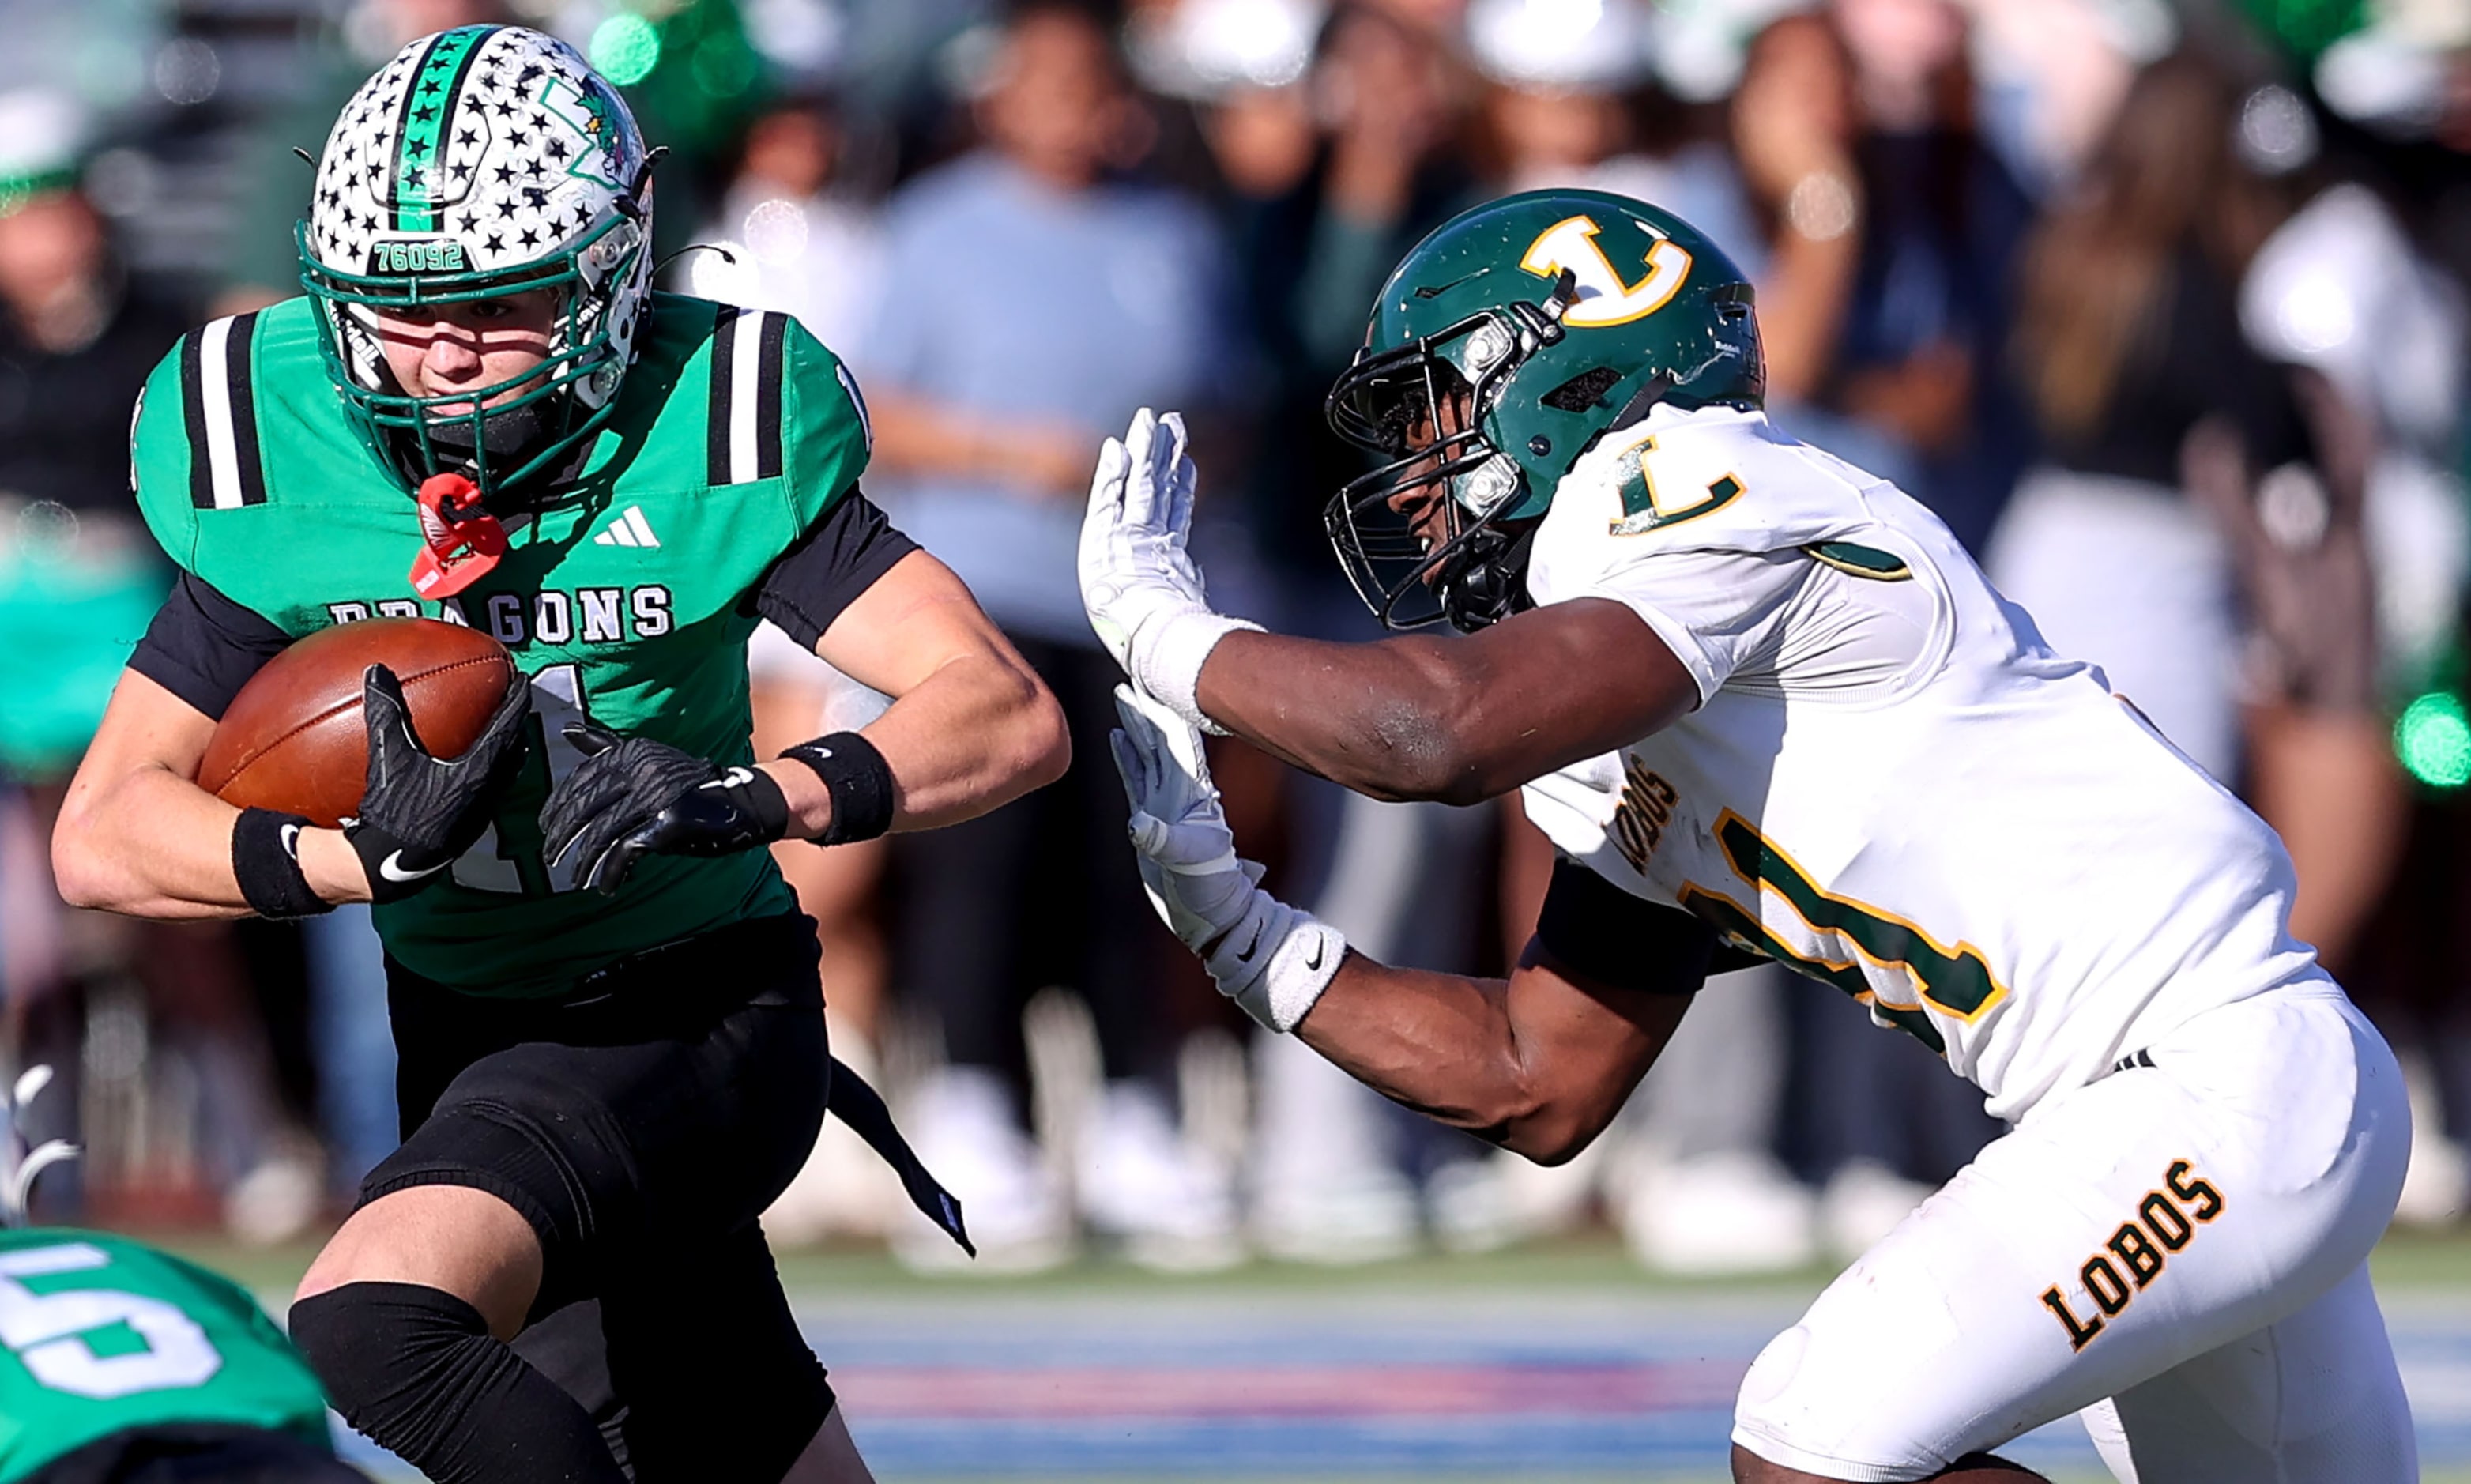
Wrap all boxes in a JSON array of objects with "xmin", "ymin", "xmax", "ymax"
[{"xmin": 859, "ymin": 0, "xmax": 1241, "ymax": 1274}]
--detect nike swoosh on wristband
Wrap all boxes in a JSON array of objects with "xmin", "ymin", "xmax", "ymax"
[
  {"xmin": 1305, "ymin": 940, "xmax": 1325, "ymax": 972},
  {"xmin": 378, "ymin": 850, "xmax": 447, "ymax": 883}
]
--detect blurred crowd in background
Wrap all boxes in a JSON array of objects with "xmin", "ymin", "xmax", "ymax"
[{"xmin": 0, "ymin": 0, "xmax": 2468, "ymax": 1278}]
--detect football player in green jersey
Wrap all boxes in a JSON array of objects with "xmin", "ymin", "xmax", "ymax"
[
  {"xmin": 51, "ymin": 25, "xmax": 1068, "ymax": 1484},
  {"xmin": 0, "ymin": 1070, "xmax": 356, "ymax": 1483}
]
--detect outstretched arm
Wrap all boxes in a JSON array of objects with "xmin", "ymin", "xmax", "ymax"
[
  {"xmin": 1109, "ymin": 687, "xmax": 1708, "ymax": 1163},
  {"xmin": 1081, "ymin": 409, "xmax": 1696, "ymax": 808},
  {"xmin": 1193, "ymin": 605, "xmax": 1694, "ymax": 806}
]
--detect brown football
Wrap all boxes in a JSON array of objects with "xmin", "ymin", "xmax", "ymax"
[{"xmin": 198, "ymin": 618, "xmax": 521, "ymax": 828}]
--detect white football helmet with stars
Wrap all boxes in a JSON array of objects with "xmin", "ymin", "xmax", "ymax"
[{"xmin": 299, "ymin": 24, "xmax": 655, "ymax": 497}]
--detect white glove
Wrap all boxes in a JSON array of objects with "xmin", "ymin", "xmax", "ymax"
[
  {"xmin": 1109, "ymin": 685, "xmax": 1343, "ymax": 1032},
  {"xmin": 1080, "ymin": 408, "xmax": 1259, "ymax": 734}
]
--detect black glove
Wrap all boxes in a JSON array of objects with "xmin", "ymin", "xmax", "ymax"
[
  {"xmin": 539, "ymin": 722, "xmax": 792, "ymax": 895},
  {"xmin": 347, "ymin": 664, "xmax": 534, "ymax": 902}
]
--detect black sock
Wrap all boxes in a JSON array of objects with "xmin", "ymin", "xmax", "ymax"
[{"xmin": 288, "ymin": 1282, "xmax": 627, "ymax": 1484}]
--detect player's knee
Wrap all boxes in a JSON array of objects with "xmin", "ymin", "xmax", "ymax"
[
  {"xmin": 288, "ymin": 1282, "xmax": 495, "ymax": 1452},
  {"xmin": 296, "ymin": 1183, "xmax": 546, "ymax": 1335}
]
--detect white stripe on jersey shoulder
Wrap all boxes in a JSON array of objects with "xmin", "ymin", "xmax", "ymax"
[
  {"xmin": 196, "ymin": 318, "xmax": 243, "ymax": 510},
  {"xmin": 727, "ymin": 307, "xmax": 767, "ymax": 485},
  {"xmin": 705, "ymin": 303, "xmax": 793, "ymax": 485},
  {"xmin": 180, "ymin": 310, "xmax": 268, "ymax": 512}
]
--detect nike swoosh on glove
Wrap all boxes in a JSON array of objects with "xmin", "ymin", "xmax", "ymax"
[
  {"xmin": 345, "ymin": 664, "xmax": 535, "ymax": 903},
  {"xmin": 1079, "ymin": 408, "xmax": 1259, "ymax": 733},
  {"xmin": 1109, "ymin": 684, "xmax": 1343, "ymax": 1032},
  {"xmin": 539, "ymin": 723, "xmax": 791, "ymax": 895}
]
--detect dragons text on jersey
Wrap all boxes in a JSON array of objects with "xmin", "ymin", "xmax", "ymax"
[
  {"xmin": 321, "ymin": 586, "xmax": 674, "ymax": 643},
  {"xmin": 131, "ymin": 295, "xmax": 866, "ymax": 992}
]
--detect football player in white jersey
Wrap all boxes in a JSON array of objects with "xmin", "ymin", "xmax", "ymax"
[{"xmin": 1077, "ymin": 189, "xmax": 2416, "ymax": 1482}]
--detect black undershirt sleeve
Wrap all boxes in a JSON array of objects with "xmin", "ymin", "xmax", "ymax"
[
  {"xmin": 1531, "ymin": 856, "xmax": 1761, "ymax": 995},
  {"xmin": 127, "ymin": 570, "xmax": 292, "ymax": 721},
  {"xmin": 751, "ymin": 487, "xmax": 922, "ymax": 652}
]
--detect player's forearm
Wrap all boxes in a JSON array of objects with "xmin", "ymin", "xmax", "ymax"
[
  {"xmin": 1194, "ymin": 603, "xmax": 1693, "ymax": 805},
  {"xmin": 1193, "ymin": 628, "xmax": 1484, "ymax": 802},
  {"xmin": 1296, "ymin": 954, "xmax": 1614, "ymax": 1164},
  {"xmin": 763, "ymin": 650, "xmax": 1068, "ymax": 836},
  {"xmin": 51, "ymin": 764, "xmax": 367, "ymax": 917},
  {"xmin": 866, "ymin": 648, "xmax": 1071, "ymax": 827},
  {"xmin": 52, "ymin": 763, "xmax": 254, "ymax": 917}
]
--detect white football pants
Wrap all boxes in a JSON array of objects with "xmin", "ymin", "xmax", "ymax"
[{"xmin": 1731, "ymin": 982, "xmax": 2413, "ymax": 1482}]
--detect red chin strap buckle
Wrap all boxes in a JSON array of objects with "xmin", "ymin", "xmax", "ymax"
[{"xmin": 408, "ymin": 473, "xmax": 509, "ymax": 600}]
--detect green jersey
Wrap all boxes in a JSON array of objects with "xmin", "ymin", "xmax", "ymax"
[
  {"xmin": 130, "ymin": 292, "xmax": 872, "ymax": 992},
  {"xmin": 0, "ymin": 1230, "xmax": 330, "ymax": 1481}
]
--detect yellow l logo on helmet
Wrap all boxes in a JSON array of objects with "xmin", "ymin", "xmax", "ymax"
[{"xmin": 1518, "ymin": 215, "xmax": 1693, "ymax": 328}]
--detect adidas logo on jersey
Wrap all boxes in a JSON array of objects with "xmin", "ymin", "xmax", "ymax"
[{"xmin": 593, "ymin": 507, "xmax": 660, "ymax": 548}]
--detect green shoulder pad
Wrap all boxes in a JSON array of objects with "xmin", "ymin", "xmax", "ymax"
[
  {"xmin": 779, "ymin": 312, "xmax": 871, "ymax": 526},
  {"xmin": 692, "ymin": 301, "xmax": 868, "ymax": 527},
  {"xmin": 731, "ymin": 306, "xmax": 869, "ymax": 525},
  {"xmin": 128, "ymin": 338, "xmax": 197, "ymax": 570},
  {"xmin": 130, "ymin": 310, "xmax": 285, "ymax": 572}
]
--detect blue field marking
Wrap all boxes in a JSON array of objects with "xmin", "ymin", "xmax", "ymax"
[
  {"xmin": 326, "ymin": 1281, "xmax": 2471, "ymax": 1479},
  {"xmin": 803, "ymin": 1290, "xmax": 2111, "ymax": 1477},
  {"xmin": 803, "ymin": 1285, "xmax": 2471, "ymax": 1478}
]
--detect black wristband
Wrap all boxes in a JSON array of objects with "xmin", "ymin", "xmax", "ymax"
[
  {"xmin": 778, "ymin": 731, "xmax": 895, "ymax": 846},
  {"xmin": 232, "ymin": 808, "xmax": 334, "ymax": 921}
]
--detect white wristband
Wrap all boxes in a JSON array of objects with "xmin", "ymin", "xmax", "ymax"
[
  {"xmin": 1136, "ymin": 611, "xmax": 1262, "ymax": 736},
  {"xmin": 1203, "ymin": 894, "xmax": 1346, "ymax": 1032}
]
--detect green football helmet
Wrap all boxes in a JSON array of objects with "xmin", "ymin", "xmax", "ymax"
[{"xmin": 1324, "ymin": 188, "xmax": 1763, "ymax": 631}]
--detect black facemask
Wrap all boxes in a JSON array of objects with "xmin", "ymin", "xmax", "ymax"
[
  {"xmin": 394, "ymin": 398, "xmax": 560, "ymax": 506},
  {"xmin": 421, "ymin": 398, "xmax": 549, "ymax": 461}
]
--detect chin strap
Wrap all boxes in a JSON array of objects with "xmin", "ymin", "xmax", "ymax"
[{"xmin": 1439, "ymin": 521, "xmax": 1537, "ymax": 632}]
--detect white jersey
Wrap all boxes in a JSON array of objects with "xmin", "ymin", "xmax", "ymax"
[{"xmin": 1518, "ymin": 405, "xmax": 2324, "ymax": 1121}]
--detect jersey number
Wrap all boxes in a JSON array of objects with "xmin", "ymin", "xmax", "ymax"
[
  {"xmin": 1678, "ymin": 811, "xmax": 2007, "ymax": 1054},
  {"xmin": 454, "ymin": 662, "xmax": 594, "ymax": 897},
  {"xmin": 0, "ymin": 1244, "xmax": 222, "ymax": 1399}
]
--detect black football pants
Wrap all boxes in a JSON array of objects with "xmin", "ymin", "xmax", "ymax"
[{"xmin": 353, "ymin": 913, "xmax": 834, "ymax": 1482}]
